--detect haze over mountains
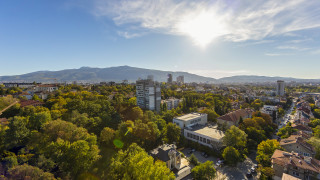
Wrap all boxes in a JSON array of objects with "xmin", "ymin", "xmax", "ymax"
[{"xmin": 0, "ymin": 66, "xmax": 319, "ymax": 84}]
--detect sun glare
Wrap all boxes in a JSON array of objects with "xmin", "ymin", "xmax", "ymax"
[{"xmin": 177, "ymin": 11, "xmax": 228, "ymax": 48}]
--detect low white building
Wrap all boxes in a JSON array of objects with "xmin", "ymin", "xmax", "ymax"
[
  {"xmin": 173, "ymin": 113, "xmax": 207, "ymax": 129},
  {"xmin": 184, "ymin": 125, "xmax": 225, "ymax": 150},
  {"xmin": 261, "ymin": 105, "xmax": 278, "ymax": 120}
]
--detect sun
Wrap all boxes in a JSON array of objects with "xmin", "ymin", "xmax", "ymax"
[{"xmin": 176, "ymin": 11, "xmax": 228, "ymax": 48}]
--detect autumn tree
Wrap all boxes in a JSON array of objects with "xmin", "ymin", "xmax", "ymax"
[{"xmin": 222, "ymin": 146, "xmax": 241, "ymax": 166}]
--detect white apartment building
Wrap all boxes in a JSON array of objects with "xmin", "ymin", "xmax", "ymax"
[
  {"xmin": 261, "ymin": 105, "xmax": 278, "ymax": 119},
  {"xmin": 173, "ymin": 113, "xmax": 207, "ymax": 129},
  {"xmin": 136, "ymin": 78, "xmax": 161, "ymax": 112}
]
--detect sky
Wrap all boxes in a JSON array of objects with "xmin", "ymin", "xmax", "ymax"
[{"xmin": 1, "ymin": 0, "xmax": 320, "ymax": 79}]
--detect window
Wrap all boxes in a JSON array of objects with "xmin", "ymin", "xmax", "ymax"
[
  {"xmin": 203, "ymin": 138, "xmax": 206, "ymax": 143},
  {"xmin": 292, "ymin": 171, "xmax": 299, "ymax": 177},
  {"xmin": 303, "ymin": 153, "xmax": 310, "ymax": 156},
  {"xmin": 207, "ymin": 139, "xmax": 210, "ymax": 144},
  {"xmin": 200, "ymin": 137, "xmax": 203, "ymax": 141}
]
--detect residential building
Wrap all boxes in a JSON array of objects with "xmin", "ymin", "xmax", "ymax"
[
  {"xmin": 292, "ymin": 124, "xmax": 313, "ymax": 135},
  {"xmin": 3, "ymin": 83, "xmax": 37, "ymax": 88},
  {"xmin": 173, "ymin": 113, "xmax": 207, "ymax": 129},
  {"xmin": 280, "ymin": 135, "xmax": 315, "ymax": 157},
  {"xmin": 184, "ymin": 124, "xmax": 225, "ymax": 150},
  {"xmin": 217, "ymin": 108, "xmax": 254, "ymax": 128},
  {"xmin": 150, "ymin": 144, "xmax": 191, "ymax": 180},
  {"xmin": 277, "ymin": 80, "xmax": 285, "ymax": 96},
  {"xmin": 282, "ymin": 173, "xmax": 301, "ymax": 180},
  {"xmin": 136, "ymin": 78, "xmax": 161, "ymax": 112},
  {"xmin": 261, "ymin": 105, "xmax": 278, "ymax": 121},
  {"xmin": 176, "ymin": 75, "xmax": 184, "ymax": 84},
  {"xmin": 162, "ymin": 98, "xmax": 181, "ymax": 110},
  {"xmin": 167, "ymin": 74, "xmax": 173, "ymax": 84},
  {"xmin": 271, "ymin": 149, "xmax": 320, "ymax": 180},
  {"xmin": 35, "ymin": 84, "xmax": 58, "ymax": 92}
]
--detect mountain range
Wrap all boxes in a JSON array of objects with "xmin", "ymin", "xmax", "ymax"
[{"xmin": 0, "ymin": 66, "xmax": 319, "ymax": 84}]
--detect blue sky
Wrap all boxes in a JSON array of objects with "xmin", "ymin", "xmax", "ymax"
[{"xmin": 1, "ymin": 0, "xmax": 320, "ymax": 79}]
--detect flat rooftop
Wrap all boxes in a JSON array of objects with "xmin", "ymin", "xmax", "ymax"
[
  {"xmin": 174, "ymin": 113, "xmax": 204, "ymax": 121},
  {"xmin": 186, "ymin": 125, "xmax": 225, "ymax": 140}
]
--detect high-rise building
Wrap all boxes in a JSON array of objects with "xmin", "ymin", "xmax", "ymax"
[
  {"xmin": 176, "ymin": 75, "xmax": 184, "ymax": 84},
  {"xmin": 167, "ymin": 74, "xmax": 173, "ymax": 84},
  {"xmin": 276, "ymin": 80, "xmax": 285, "ymax": 96},
  {"xmin": 136, "ymin": 78, "xmax": 161, "ymax": 112}
]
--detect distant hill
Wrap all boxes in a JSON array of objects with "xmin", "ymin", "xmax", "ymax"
[
  {"xmin": 0, "ymin": 66, "xmax": 217, "ymax": 83},
  {"xmin": 218, "ymin": 75, "xmax": 320, "ymax": 83},
  {"xmin": 0, "ymin": 66, "xmax": 319, "ymax": 84}
]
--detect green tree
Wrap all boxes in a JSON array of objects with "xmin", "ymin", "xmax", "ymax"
[
  {"xmin": 222, "ymin": 146, "xmax": 241, "ymax": 166},
  {"xmin": 165, "ymin": 123, "xmax": 181, "ymax": 144},
  {"xmin": 308, "ymin": 137, "xmax": 320, "ymax": 160},
  {"xmin": 109, "ymin": 143, "xmax": 175, "ymax": 180},
  {"xmin": 5, "ymin": 116, "xmax": 30, "ymax": 149},
  {"xmin": 256, "ymin": 139, "xmax": 282, "ymax": 167},
  {"xmin": 200, "ymin": 108, "xmax": 219, "ymax": 123},
  {"xmin": 29, "ymin": 111, "xmax": 52, "ymax": 131},
  {"xmin": 192, "ymin": 161, "xmax": 216, "ymax": 180},
  {"xmin": 189, "ymin": 153, "xmax": 199, "ymax": 166},
  {"xmin": 309, "ymin": 118, "xmax": 320, "ymax": 128},
  {"xmin": 277, "ymin": 123, "xmax": 297, "ymax": 139},
  {"xmin": 223, "ymin": 126, "xmax": 247, "ymax": 150},
  {"xmin": 313, "ymin": 125, "xmax": 320, "ymax": 138}
]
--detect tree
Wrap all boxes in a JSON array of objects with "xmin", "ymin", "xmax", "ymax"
[
  {"xmin": 277, "ymin": 108, "xmax": 285, "ymax": 117},
  {"xmin": 36, "ymin": 120, "xmax": 101, "ymax": 176},
  {"xmin": 8, "ymin": 164, "xmax": 56, "ymax": 180},
  {"xmin": 192, "ymin": 161, "xmax": 216, "ymax": 180},
  {"xmin": 29, "ymin": 111, "xmax": 52, "ymax": 131},
  {"xmin": 277, "ymin": 123, "xmax": 297, "ymax": 139},
  {"xmin": 309, "ymin": 118, "xmax": 320, "ymax": 128},
  {"xmin": 308, "ymin": 137, "xmax": 320, "ymax": 160},
  {"xmin": 222, "ymin": 146, "xmax": 241, "ymax": 166},
  {"xmin": 109, "ymin": 143, "xmax": 175, "ymax": 180},
  {"xmin": 313, "ymin": 125, "xmax": 320, "ymax": 138},
  {"xmin": 200, "ymin": 108, "xmax": 219, "ymax": 123},
  {"xmin": 100, "ymin": 127, "xmax": 115, "ymax": 146},
  {"xmin": 223, "ymin": 126, "xmax": 247, "ymax": 150},
  {"xmin": 165, "ymin": 123, "xmax": 181, "ymax": 144},
  {"xmin": 5, "ymin": 116, "xmax": 30, "ymax": 149},
  {"xmin": 259, "ymin": 167, "xmax": 275, "ymax": 180},
  {"xmin": 189, "ymin": 153, "xmax": 199, "ymax": 166},
  {"xmin": 256, "ymin": 139, "xmax": 282, "ymax": 167}
]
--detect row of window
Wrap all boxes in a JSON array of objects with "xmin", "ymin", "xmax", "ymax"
[
  {"xmin": 190, "ymin": 118, "xmax": 201, "ymax": 124},
  {"xmin": 186, "ymin": 133, "xmax": 211, "ymax": 144}
]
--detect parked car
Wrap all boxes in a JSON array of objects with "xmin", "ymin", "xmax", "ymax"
[
  {"xmin": 191, "ymin": 149, "xmax": 196, "ymax": 152},
  {"xmin": 246, "ymin": 172, "xmax": 253, "ymax": 178},
  {"xmin": 251, "ymin": 166, "xmax": 256, "ymax": 173}
]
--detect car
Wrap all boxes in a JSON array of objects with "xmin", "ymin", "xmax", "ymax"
[
  {"xmin": 191, "ymin": 149, "xmax": 196, "ymax": 152},
  {"xmin": 204, "ymin": 154, "xmax": 208, "ymax": 158},
  {"xmin": 251, "ymin": 167, "xmax": 256, "ymax": 173},
  {"xmin": 216, "ymin": 160, "xmax": 224, "ymax": 167},
  {"xmin": 246, "ymin": 172, "xmax": 253, "ymax": 178},
  {"xmin": 201, "ymin": 152, "xmax": 206, "ymax": 156},
  {"xmin": 187, "ymin": 150, "xmax": 193, "ymax": 154}
]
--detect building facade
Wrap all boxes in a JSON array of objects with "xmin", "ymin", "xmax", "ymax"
[
  {"xmin": 167, "ymin": 74, "xmax": 173, "ymax": 84},
  {"xmin": 184, "ymin": 125, "xmax": 225, "ymax": 150},
  {"xmin": 176, "ymin": 76, "xmax": 184, "ymax": 84},
  {"xmin": 136, "ymin": 78, "xmax": 161, "ymax": 112}
]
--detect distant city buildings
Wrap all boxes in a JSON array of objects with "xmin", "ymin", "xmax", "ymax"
[
  {"xmin": 167, "ymin": 74, "xmax": 172, "ymax": 84},
  {"xmin": 162, "ymin": 98, "xmax": 181, "ymax": 110},
  {"xmin": 136, "ymin": 78, "xmax": 161, "ymax": 112},
  {"xmin": 277, "ymin": 80, "xmax": 285, "ymax": 96},
  {"xmin": 176, "ymin": 75, "xmax": 184, "ymax": 84}
]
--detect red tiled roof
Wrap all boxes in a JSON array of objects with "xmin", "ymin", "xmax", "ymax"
[
  {"xmin": 292, "ymin": 123, "xmax": 312, "ymax": 132},
  {"xmin": 217, "ymin": 108, "xmax": 253, "ymax": 123},
  {"xmin": 19, "ymin": 100, "xmax": 44, "ymax": 108},
  {"xmin": 271, "ymin": 149, "xmax": 320, "ymax": 173},
  {"xmin": 280, "ymin": 135, "xmax": 315, "ymax": 154}
]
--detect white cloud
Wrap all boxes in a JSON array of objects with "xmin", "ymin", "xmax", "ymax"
[
  {"xmin": 91, "ymin": 0, "xmax": 320, "ymax": 47},
  {"xmin": 265, "ymin": 53, "xmax": 294, "ymax": 56},
  {"xmin": 276, "ymin": 46, "xmax": 311, "ymax": 51}
]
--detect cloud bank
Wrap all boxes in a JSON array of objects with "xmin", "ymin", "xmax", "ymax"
[{"xmin": 92, "ymin": 0, "xmax": 320, "ymax": 47}]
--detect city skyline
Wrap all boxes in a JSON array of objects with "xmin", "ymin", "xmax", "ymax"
[{"xmin": 1, "ymin": 0, "xmax": 320, "ymax": 79}]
